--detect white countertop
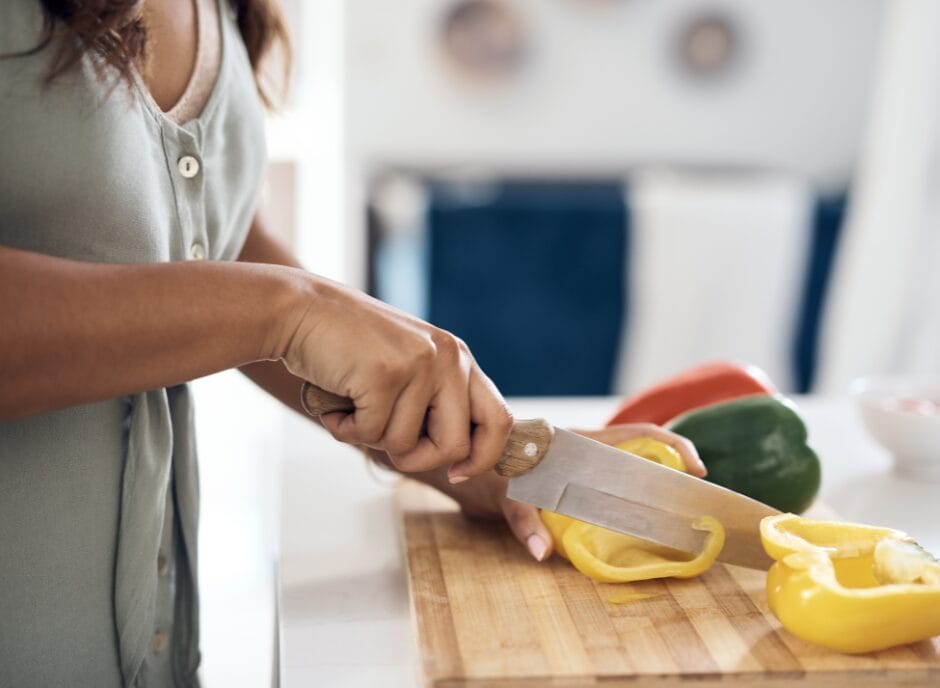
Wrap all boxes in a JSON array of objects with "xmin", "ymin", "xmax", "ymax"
[{"xmin": 276, "ymin": 394, "xmax": 940, "ymax": 687}]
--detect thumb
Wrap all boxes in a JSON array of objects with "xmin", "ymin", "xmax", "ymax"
[
  {"xmin": 501, "ymin": 496, "xmax": 554, "ymax": 562},
  {"xmin": 319, "ymin": 410, "xmax": 352, "ymax": 438}
]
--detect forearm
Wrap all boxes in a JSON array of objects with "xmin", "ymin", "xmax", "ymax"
[
  {"xmin": 0, "ymin": 244, "xmax": 301, "ymax": 419},
  {"xmin": 237, "ymin": 213, "xmax": 313, "ymax": 417}
]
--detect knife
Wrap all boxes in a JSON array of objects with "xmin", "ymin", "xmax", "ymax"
[{"xmin": 301, "ymin": 382, "xmax": 778, "ymax": 570}]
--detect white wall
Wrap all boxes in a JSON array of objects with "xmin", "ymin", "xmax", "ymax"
[
  {"xmin": 271, "ymin": 1, "xmax": 883, "ymax": 289},
  {"xmin": 266, "ymin": 0, "xmax": 347, "ymax": 281},
  {"xmin": 345, "ymin": 0, "xmax": 880, "ymax": 180}
]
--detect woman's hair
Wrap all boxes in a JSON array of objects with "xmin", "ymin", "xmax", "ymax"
[{"xmin": 34, "ymin": 0, "xmax": 290, "ymax": 107}]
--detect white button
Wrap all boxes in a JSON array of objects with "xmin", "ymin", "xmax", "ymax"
[
  {"xmin": 189, "ymin": 242, "xmax": 206, "ymax": 260},
  {"xmin": 177, "ymin": 155, "xmax": 200, "ymax": 178}
]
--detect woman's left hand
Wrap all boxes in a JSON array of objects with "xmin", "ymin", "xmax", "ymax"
[{"xmin": 442, "ymin": 469, "xmax": 554, "ymax": 562}]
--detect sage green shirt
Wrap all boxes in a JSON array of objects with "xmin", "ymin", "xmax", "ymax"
[{"xmin": 0, "ymin": 2, "xmax": 266, "ymax": 685}]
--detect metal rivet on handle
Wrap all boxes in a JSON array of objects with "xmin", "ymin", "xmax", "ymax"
[{"xmin": 524, "ymin": 442, "xmax": 538, "ymax": 458}]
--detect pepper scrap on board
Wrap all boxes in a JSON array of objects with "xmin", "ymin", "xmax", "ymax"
[
  {"xmin": 541, "ymin": 438, "xmax": 725, "ymax": 583},
  {"xmin": 761, "ymin": 513, "xmax": 940, "ymax": 653}
]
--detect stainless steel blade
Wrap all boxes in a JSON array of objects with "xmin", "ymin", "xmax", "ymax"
[{"xmin": 506, "ymin": 427, "xmax": 778, "ymax": 569}]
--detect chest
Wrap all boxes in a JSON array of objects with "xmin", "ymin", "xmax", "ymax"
[
  {"xmin": 141, "ymin": 0, "xmax": 201, "ymax": 112},
  {"xmin": 0, "ymin": 6, "xmax": 266, "ymax": 265}
]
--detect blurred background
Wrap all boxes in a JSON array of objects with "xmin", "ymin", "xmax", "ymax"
[
  {"xmin": 197, "ymin": 1, "xmax": 940, "ymax": 684},
  {"xmin": 265, "ymin": 0, "xmax": 940, "ymax": 398}
]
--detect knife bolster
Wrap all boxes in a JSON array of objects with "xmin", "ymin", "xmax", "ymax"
[{"xmin": 495, "ymin": 419, "xmax": 555, "ymax": 477}]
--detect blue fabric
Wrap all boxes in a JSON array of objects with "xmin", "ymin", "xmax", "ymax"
[
  {"xmin": 411, "ymin": 181, "xmax": 844, "ymax": 396},
  {"xmin": 427, "ymin": 181, "xmax": 628, "ymax": 396},
  {"xmin": 792, "ymin": 194, "xmax": 847, "ymax": 392}
]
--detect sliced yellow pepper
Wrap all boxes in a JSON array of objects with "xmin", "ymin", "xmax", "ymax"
[
  {"xmin": 761, "ymin": 513, "xmax": 940, "ymax": 653},
  {"xmin": 564, "ymin": 515, "xmax": 725, "ymax": 583},
  {"xmin": 541, "ymin": 438, "xmax": 725, "ymax": 583},
  {"xmin": 614, "ymin": 437, "xmax": 687, "ymax": 472}
]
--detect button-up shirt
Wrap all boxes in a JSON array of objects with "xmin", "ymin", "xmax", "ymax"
[{"xmin": 0, "ymin": 1, "xmax": 266, "ymax": 685}]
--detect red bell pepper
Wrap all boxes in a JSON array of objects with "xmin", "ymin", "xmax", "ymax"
[{"xmin": 606, "ymin": 360, "xmax": 776, "ymax": 426}]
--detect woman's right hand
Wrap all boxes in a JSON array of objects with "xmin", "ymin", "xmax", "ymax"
[
  {"xmin": 278, "ymin": 272, "xmax": 513, "ymax": 483},
  {"xmin": 0, "ymin": 236, "xmax": 511, "ymax": 476}
]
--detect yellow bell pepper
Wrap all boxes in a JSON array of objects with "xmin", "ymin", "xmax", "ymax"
[
  {"xmin": 761, "ymin": 513, "xmax": 940, "ymax": 653},
  {"xmin": 562, "ymin": 515, "xmax": 725, "ymax": 583},
  {"xmin": 614, "ymin": 437, "xmax": 687, "ymax": 472},
  {"xmin": 541, "ymin": 438, "xmax": 725, "ymax": 583}
]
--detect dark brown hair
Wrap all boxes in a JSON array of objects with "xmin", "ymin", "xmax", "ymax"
[{"xmin": 34, "ymin": 0, "xmax": 290, "ymax": 108}]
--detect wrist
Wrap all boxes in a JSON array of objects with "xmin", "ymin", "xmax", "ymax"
[
  {"xmin": 271, "ymin": 270, "xmax": 354, "ymax": 367},
  {"xmin": 250, "ymin": 264, "xmax": 314, "ymax": 362}
]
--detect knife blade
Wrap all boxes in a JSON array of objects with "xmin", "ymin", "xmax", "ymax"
[
  {"xmin": 496, "ymin": 420, "xmax": 777, "ymax": 569},
  {"xmin": 300, "ymin": 382, "xmax": 777, "ymax": 569}
]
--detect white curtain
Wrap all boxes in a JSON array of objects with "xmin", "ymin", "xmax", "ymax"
[
  {"xmin": 616, "ymin": 170, "xmax": 811, "ymax": 394},
  {"xmin": 817, "ymin": 0, "xmax": 940, "ymax": 392}
]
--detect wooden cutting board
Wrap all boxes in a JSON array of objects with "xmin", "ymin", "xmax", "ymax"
[{"xmin": 397, "ymin": 480, "xmax": 940, "ymax": 687}]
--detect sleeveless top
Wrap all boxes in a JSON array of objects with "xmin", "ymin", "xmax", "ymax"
[{"xmin": 0, "ymin": 1, "xmax": 267, "ymax": 685}]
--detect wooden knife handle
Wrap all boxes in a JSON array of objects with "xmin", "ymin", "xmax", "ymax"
[
  {"xmin": 494, "ymin": 418, "xmax": 554, "ymax": 478},
  {"xmin": 301, "ymin": 381, "xmax": 355, "ymax": 416},
  {"xmin": 301, "ymin": 382, "xmax": 553, "ymax": 477}
]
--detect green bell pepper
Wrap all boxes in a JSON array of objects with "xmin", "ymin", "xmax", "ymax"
[{"xmin": 668, "ymin": 395, "xmax": 821, "ymax": 513}]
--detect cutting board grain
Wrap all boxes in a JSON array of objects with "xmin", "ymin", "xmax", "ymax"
[{"xmin": 397, "ymin": 480, "xmax": 940, "ymax": 687}]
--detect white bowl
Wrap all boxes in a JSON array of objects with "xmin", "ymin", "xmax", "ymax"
[{"xmin": 851, "ymin": 375, "xmax": 940, "ymax": 482}]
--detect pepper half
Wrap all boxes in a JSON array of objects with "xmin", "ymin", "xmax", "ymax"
[
  {"xmin": 761, "ymin": 513, "xmax": 940, "ymax": 653},
  {"xmin": 541, "ymin": 438, "xmax": 725, "ymax": 583},
  {"xmin": 668, "ymin": 395, "xmax": 821, "ymax": 513}
]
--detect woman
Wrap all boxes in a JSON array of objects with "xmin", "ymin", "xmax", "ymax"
[{"xmin": 0, "ymin": 1, "xmax": 703, "ymax": 686}]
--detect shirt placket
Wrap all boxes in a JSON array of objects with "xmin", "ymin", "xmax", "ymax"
[
  {"xmin": 141, "ymin": 123, "xmax": 210, "ymax": 687},
  {"xmin": 165, "ymin": 125, "xmax": 209, "ymax": 263}
]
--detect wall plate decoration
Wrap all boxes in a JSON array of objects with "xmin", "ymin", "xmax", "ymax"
[
  {"xmin": 439, "ymin": 0, "xmax": 527, "ymax": 81},
  {"xmin": 676, "ymin": 13, "xmax": 741, "ymax": 79}
]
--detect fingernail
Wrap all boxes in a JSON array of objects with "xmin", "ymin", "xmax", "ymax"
[
  {"xmin": 448, "ymin": 475, "xmax": 469, "ymax": 485},
  {"xmin": 526, "ymin": 534, "xmax": 549, "ymax": 562}
]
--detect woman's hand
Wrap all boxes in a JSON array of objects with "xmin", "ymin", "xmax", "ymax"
[
  {"xmin": 418, "ymin": 423, "xmax": 704, "ymax": 561},
  {"xmin": 452, "ymin": 470, "xmax": 556, "ymax": 561},
  {"xmin": 570, "ymin": 424, "xmax": 706, "ymax": 477},
  {"xmin": 279, "ymin": 273, "xmax": 512, "ymax": 482}
]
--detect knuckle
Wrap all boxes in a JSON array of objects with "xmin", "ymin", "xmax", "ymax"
[
  {"xmin": 495, "ymin": 404, "xmax": 514, "ymax": 431},
  {"xmin": 431, "ymin": 330, "xmax": 460, "ymax": 359},
  {"xmin": 413, "ymin": 335, "xmax": 438, "ymax": 365},
  {"xmin": 387, "ymin": 454, "xmax": 409, "ymax": 471},
  {"xmin": 499, "ymin": 501, "xmax": 519, "ymax": 522},
  {"xmin": 389, "ymin": 453, "xmax": 423, "ymax": 473},
  {"xmin": 356, "ymin": 423, "xmax": 385, "ymax": 445},
  {"xmin": 442, "ymin": 439, "xmax": 472, "ymax": 463},
  {"xmin": 383, "ymin": 435, "xmax": 418, "ymax": 457},
  {"xmin": 502, "ymin": 500, "xmax": 531, "ymax": 525}
]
